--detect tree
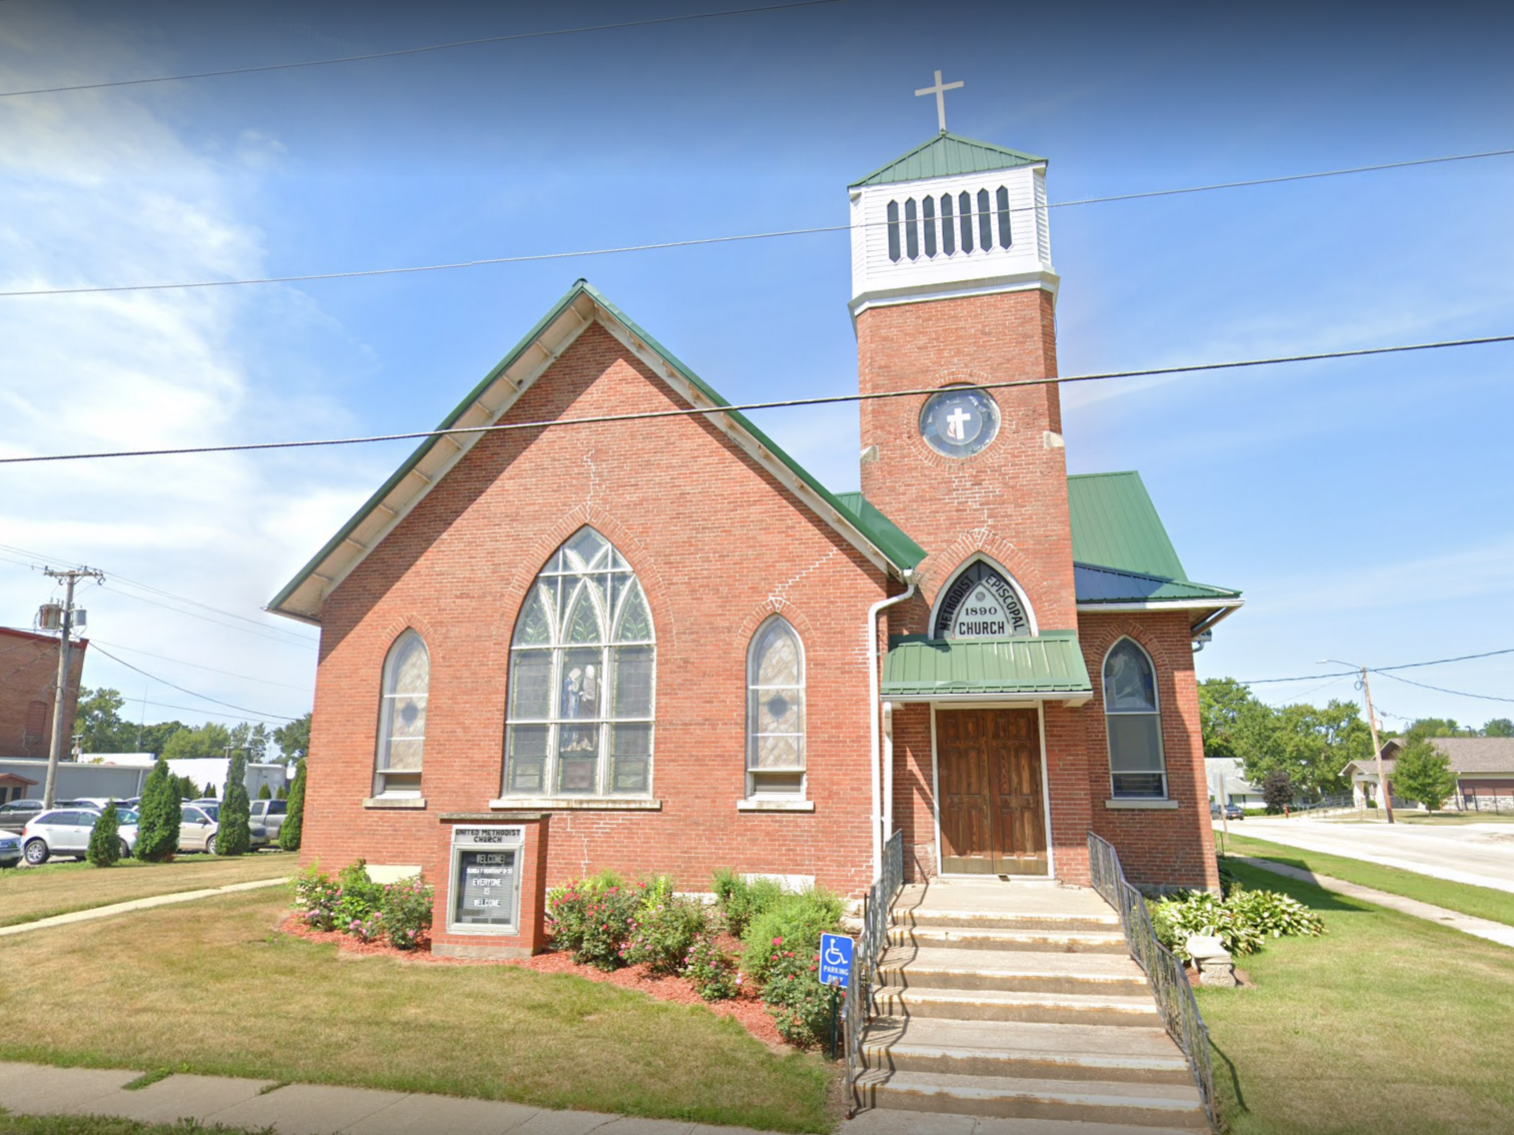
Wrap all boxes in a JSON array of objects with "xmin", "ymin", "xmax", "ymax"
[
  {"xmin": 1393, "ymin": 738, "xmax": 1457, "ymax": 811},
  {"xmin": 138, "ymin": 721, "xmax": 187, "ymax": 756},
  {"xmin": 86, "ymin": 801, "xmax": 122, "ymax": 867},
  {"xmin": 278, "ymin": 759, "xmax": 305, "ymax": 852},
  {"xmin": 1198, "ymin": 678, "xmax": 1273, "ymax": 762},
  {"xmin": 1262, "ymin": 769, "xmax": 1294, "ymax": 814},
  {"xmin": 229, "ymin": 722, "xmax": 269, "ymax": 762},
  {"xmin": 273, "ymin": 713, "xmax": 311, "ymax": 764},
  {"xmin": 204, "ymin": 782, "xmax": 217, "ymax": 797},
  {"xmin": 135, "ymin": 757, "xmax": 181, "ymax": 862},
  {"xmin": 172, "ymin": 774, "xmax": 199, "ymax": 801},
  {"xmin": 74, "ymin": 688, "xmax": 137, "ymax": 754},
  {"xmin": 161, "ymin": 722, "xmax": 232, "ymax": 761},
  {"xmin": 216, "ymin": 750, "xmax": 252, "ymax": 855},
  {"xmin": 1483, "ymin": 718, "xmax": 1514, "ymax": 738},
  {"xmin": 1241, "ymin": 700, "xmax": 1366, "ymax": 800},
  {"xmin": 1404, "ymin": 717, "xmax": 1471, "ymax": 741},
  {"xmin": 275, "ymin": 784, "xmax": 287, "ymax": 800},
  {"xmin": 258, "ymin": 783, "xmax": 272, "ymax": 799}
]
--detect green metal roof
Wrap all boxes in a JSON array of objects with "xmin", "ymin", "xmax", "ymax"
[
  {"xmin": 882, "ymin": 631, "xmax": 1093, "ymax": 699},
  {"xmin": 1068, "ymin": 472, "xmax": 1187, "ymax": 580},
  {"xmin": 269, "ymin": 281, "xmax": 925, "ymax": 617},
  {"xmin": 849, "ymin": 133, "xmax": 1046, "ymax": 188}
]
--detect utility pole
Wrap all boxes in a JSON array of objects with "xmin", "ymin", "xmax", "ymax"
[
  {"xmin": 1359, "ymin": 666, "xmax": 1393, "ymax": 824},
  {"xmin": 40, "ymin": 567, "xmax": 104, "ymax": 807}
]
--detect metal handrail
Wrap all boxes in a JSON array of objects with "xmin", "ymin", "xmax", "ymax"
[
  {"xmin": 843, "ymin": 829, "xmax": 903, "ymax": 1113},
  {"xmin": 1087, "ymin": 831, "xmax": 1220, "ymax": 1132}
]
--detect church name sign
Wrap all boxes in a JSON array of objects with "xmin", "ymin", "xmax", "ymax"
[
  {"xmin": 447, "ymin": 826, "xmax": 524, "ymax": 934},
  {"xmin": 935, "ymin": 562, "xmax": 1031, "ymax": 639}
]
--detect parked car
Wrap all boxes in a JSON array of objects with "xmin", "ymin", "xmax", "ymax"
[
  {"xmin": 0, "ymin": 799, "xmax": 46, "ymax": 832},
  {"xmin": 20, "ymin": 809, "xmax": 139, "ymax": 865},
  {"xmin": 179, "ymin": 804, "xmax": 271, "ymax": 853},
  {"xmin": 1223, "ymin": 803, "xmax": 1245, "ymax": 822},
  {"xmin": 0, "ymin": 829, "xmax": 21, "ymax": 867},
  {"xmin": 248, "ymin": 799, "xmax": 287, "ymax": 840}
]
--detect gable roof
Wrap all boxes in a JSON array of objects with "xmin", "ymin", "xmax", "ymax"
[
  {"xmin": 849, "ymin": 132, "xmax": 1046, "ymax": 188},
  {"xmin": 1375, "ymin": 737, "xmax": 1514, "ymax": 775},
  {"xmin": 268, "ymin": 281, "xmax": 924, "ymax": 624},
  {"xmin": 1067, "ymin": 472, "xmax": 1242, "ymax": 615}
]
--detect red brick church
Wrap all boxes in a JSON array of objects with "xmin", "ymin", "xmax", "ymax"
[{"xmin": 271, "ymin": 131, "xmax": 1239, "ymax": 956}]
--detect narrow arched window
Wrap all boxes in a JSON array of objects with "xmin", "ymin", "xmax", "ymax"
[
  {"xmin": 503, "ymin": 527, "xmax": 655, "ymax": 798},
  {"xmin": 886, "ymin": 200, "xmax": 901, "ymax": 262},
  {"xmin": 747, "ymin": 617, "xmax": 805, "ymax": 797},
  {"xmin": 1104, "ymin": 638, "xmax": 1166, "ymax": 798},
  {"xmin": 940, "ymin": 194, "xmax": 956, "ymax": 255},
  {"xmin": 904, "ymin": 197, "xmax": 919, "ymax": 260},
  {"xmin": 958, "ymin": 191, "xmax": 974, "ymax": 253},
  {"xmin": 922, "ymin": 194, "xmax": 937, "ymax": 257},
  {"xmin": 996, "ymin": 186, "xmax": 1013, "ymax": 248},
  {"xmin": 977, "ymin": 188, "xmax": 993, "ymax": 251},
  {"xmin": 375, "ymin": 630, "xmax": 429, "ymax": 796}
]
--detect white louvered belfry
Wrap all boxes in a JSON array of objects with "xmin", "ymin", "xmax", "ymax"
[{"xmin": 848, "ymin": 161, "xmax": 1057, "ymax": 319}]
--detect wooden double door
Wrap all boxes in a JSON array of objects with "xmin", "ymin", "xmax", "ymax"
[{"xmin": 937, "ymin": 708, "xmax": 1048, "ymax": 875}]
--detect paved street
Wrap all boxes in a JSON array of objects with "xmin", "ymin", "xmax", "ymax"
[{"xmin": 1220, "ymin": 817, "xmax": 1514, "ymax": 892}]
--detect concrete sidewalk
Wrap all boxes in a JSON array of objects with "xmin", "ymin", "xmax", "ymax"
[
  {"xmin": 0, "ymin": 877, "xmax": 291, "ymax": 939},
  {"xmin": 0, "ymin": 1061, "xmax": 1207, "ymax": 1134},
  {"xmin": 1236, "ymin": 857, "xmax": 1514, "ymax": 948}
]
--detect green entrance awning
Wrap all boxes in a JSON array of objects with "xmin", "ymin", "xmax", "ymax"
[{"xmin": 882, "ymin": 631, "xmax": 1093, "ymax": 702}]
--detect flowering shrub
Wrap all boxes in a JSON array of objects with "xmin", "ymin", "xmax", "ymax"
[
  {"xmin": 380, "ymin": 876, "xmax": 435, "ymax": 950},
  {"xmin": 739, "ymin": 887, "xmax": 844, "ymax": 987},
  {"xmin": 294, "ymin": 863, "xmax": 342, "ymax": 931},
  {"xmin": 761, "ymin": 943, "xmax": 838, "ymax": 1048},
  {"xmin": 711, "ymin": 868, "xmax": 784, "ymax": 937},
  {"xmin": 334, "ymin": 860, "xmax": 386, "ymax": 936},
  {"xmin": 547, "ymin": 873, "xmax": 640, "ymax": 970},
  {"xmin": 627, "ymin": 893, "xmax": 707, "ymax": 975},
  {"xmin": 684, "ymin": 932, "xmax": 740, "ymax": 1001}
]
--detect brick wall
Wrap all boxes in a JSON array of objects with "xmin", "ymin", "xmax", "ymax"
[
  {"xmin": 304, "ymin": 322, "xmax": 890, "ymax": 898},
  {"xmin": 0, "ymin": 628, "xmax": 86, "ymax": 760}
]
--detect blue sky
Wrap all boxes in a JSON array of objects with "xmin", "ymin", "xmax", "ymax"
[{"xmin": 1, "ymin": 0, "xmax": 1512, "ymax": 742}]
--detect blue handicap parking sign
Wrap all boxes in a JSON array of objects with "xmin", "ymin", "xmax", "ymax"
[{"xmin": 818, "ymin": 933, "xmax": 854, "ymax": 988}]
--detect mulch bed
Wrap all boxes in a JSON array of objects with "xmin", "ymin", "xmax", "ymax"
[{"xmin": 278, "ymin": 915, "xmax": 787, "ymax": 1050}]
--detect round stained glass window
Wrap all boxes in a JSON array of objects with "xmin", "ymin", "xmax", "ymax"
[{"xmin": 919, "ymin": 387, "xmax": 1000, "ymax": 458}]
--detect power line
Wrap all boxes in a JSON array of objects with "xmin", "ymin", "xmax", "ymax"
[
  {"xmin": 100, "ymin": 586, "xmax": 317, "ymax": 649},
  {"xmin": 87, "ymin": 639, "xmax": 313, "ymax": 692},
  {"xmin": 1375, "ymin": 670, "xmax": 1514, "ymax": 705},
  {"xmin": 131, "ymin": 698, "xmax": 294, "ymax": 725},
  {"xmin": 1, "ymin": 331, "xmax": 1510, "ymax": 468},
  {"xmin": 1240, "ymin": 645, "xmax": 1514, "ymax": 685},
  {"xmin": 0, "ymin": 0, "xmax": 853, "ymax": 99},
  {"xmin": 89, "ymin": 644, "xmax": 298, "ymax": 721},
  {"xmin": 4, "ymin": 147, "xmax": 1511, "ymax": 300}
]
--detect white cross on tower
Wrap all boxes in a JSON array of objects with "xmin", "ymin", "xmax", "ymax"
[
  {"xmin": 915, "ymin": 70, "xmax": 965, "ymax": 133},
  {"xmin": 946, "ymin": 407, "xmax": 972, "ymax": 441}
]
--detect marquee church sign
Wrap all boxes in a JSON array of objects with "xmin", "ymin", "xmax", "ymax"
[{"xmin": 935, "ymin": 562, "xmax": 1031, "ymax": 639}]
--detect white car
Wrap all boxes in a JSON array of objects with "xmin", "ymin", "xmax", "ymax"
[{"xmin": 21, "ymin": 808, "xmax": 139, "ymax": 865}]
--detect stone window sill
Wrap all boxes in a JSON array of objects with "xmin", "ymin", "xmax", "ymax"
[
  {"xmin": 488, "ymin": 797, "xmax": 662, "ymax": 811},
  {"xmin": 1104, "ymin": 798, "xmax": 1180, "ymax": 810},
  {"xmin": 364, "ymin": 796, "xmax": 427, "ymax": 810},
  {"xmin": 737, "ymin": 798, "xmax": 815, "ymax": 813}
]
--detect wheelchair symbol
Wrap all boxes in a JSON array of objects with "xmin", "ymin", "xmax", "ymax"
[{"xmin": 824, "ymin": 941, "xmax": 848, "ymax": 967}]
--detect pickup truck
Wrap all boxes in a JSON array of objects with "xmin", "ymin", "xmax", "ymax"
[{"xmin": 249, "ymin": 799, "xmax": 288, "ymax": 840}]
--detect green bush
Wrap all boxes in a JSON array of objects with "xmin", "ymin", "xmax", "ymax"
[
  {"xmin": 334, "ymin": 860, "xmax": 385, "ymax": 934},
  {"xmin": 761, "ymin": 944, "xmax": 840, "ymax": 1048},
  {"xmin": 216, "ymin": 751, "xmax": 252, "ymax": 856},
  {"xmin": 627, "ymin": 891, "xmax": 708, "ymax": 974},
  {"xmin": 134, "ymin": 757, "xmax": 181, "ymax": 862},
  {"xmin": 86, "ymin": 802, "xmax": 122, "ymax": 867},
  {"xmin": 380, "ymin": 876, "xmax": 434, "ymax": 950},
  {"xmin": 712, "ymin": 868, "xmax": 784, "ymax": 937},
  {"xmin": 1151, "ymin": 886, "xmax": 1324, "ymax": 960},
  {"xmin": 546, "ymin": 871, "xmax": 639, "ymax": 970},
  {"xmin": 684, "ymin": 931, "xmax": 740, "ymax": 1001},
  {"xmin": 294, "ymin": 863, "xmax": 342, "ymax": 930},
  {"xmin": 278, "ymin": 760, "xmax": 305, "ymax": 851},
  {"xmin": 740, "ymin": 887, "xmax": 844, "ymax": 988}
]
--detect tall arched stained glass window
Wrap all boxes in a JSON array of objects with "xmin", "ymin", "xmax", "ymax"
[
  {"xmin": 1103, "ymin": 638, "xmax": 1166, "ymax": 798},
  {"xmin": 747, "ymin": 617, "xmax": 805, "ymax": 797},
  {"xmin": 375, "ymin": 630, "xmax": 429, "ymax": 797},
  {"xmin": 504, "ymin": 527, "xmax": 655, "ymax": 798}
]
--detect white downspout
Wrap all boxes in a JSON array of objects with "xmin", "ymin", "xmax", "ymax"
[
  {"xmin": 883, "ymin": 701, "xmax": 896, "ymax": 847},
  {"xmin": 869, "ymin": 571, "xmax": 916, "ymax": 883}
]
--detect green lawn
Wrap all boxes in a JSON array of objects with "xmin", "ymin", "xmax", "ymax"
[
  {"xmin": 1218, "ymin": 832, "xmax": 1514, "ymax": 927},
  {"xmin": 0, "ymin": 890, "xmax": 833, "ymax": 1133},
  {"xmin": 0, "ymin": 853, "xmax": 295, "ymax": 928},
  {"xmin": 0, "ymin": 1114, "xmax": 259, "ymax": 1135},
  {"xmin": 1198, "ymin": 861, "xmax": 1514, "ymax": 1135}
]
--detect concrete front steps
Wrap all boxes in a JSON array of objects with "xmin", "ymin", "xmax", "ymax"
[{"xmin": 858, "ymin": 880, "xmax": 1208, "ymax": 1132}]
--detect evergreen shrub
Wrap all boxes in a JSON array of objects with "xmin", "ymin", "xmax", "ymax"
[
  {"xmin": 258, "ymin": 783, "xmax": 272, "ymax": 800},
  {"xmin": 278, "ymin": 760, "xmax": 305, "ymax": 851},
  {"xmin": 711, "ymin": 868, "xmax": 784, "ymax": 936},
  {"xmin": 86, "ymin": 802, "xmax": 122, "ymax": 867},
  {"xmin": 216, "ymin": 751, "xmax": 252, "ymax": 855},
  {"xmin": 134, "ymin": 757, "xmax": 180, "ymax": 862},
  {"xmin": 740, "ymin": 888, "xmax": 844, "ymax": 987}
]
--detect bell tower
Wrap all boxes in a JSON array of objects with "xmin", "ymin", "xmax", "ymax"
[{"xmin": 851, "ymin": 126, "xmax": 1076, "ymax": 630}]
